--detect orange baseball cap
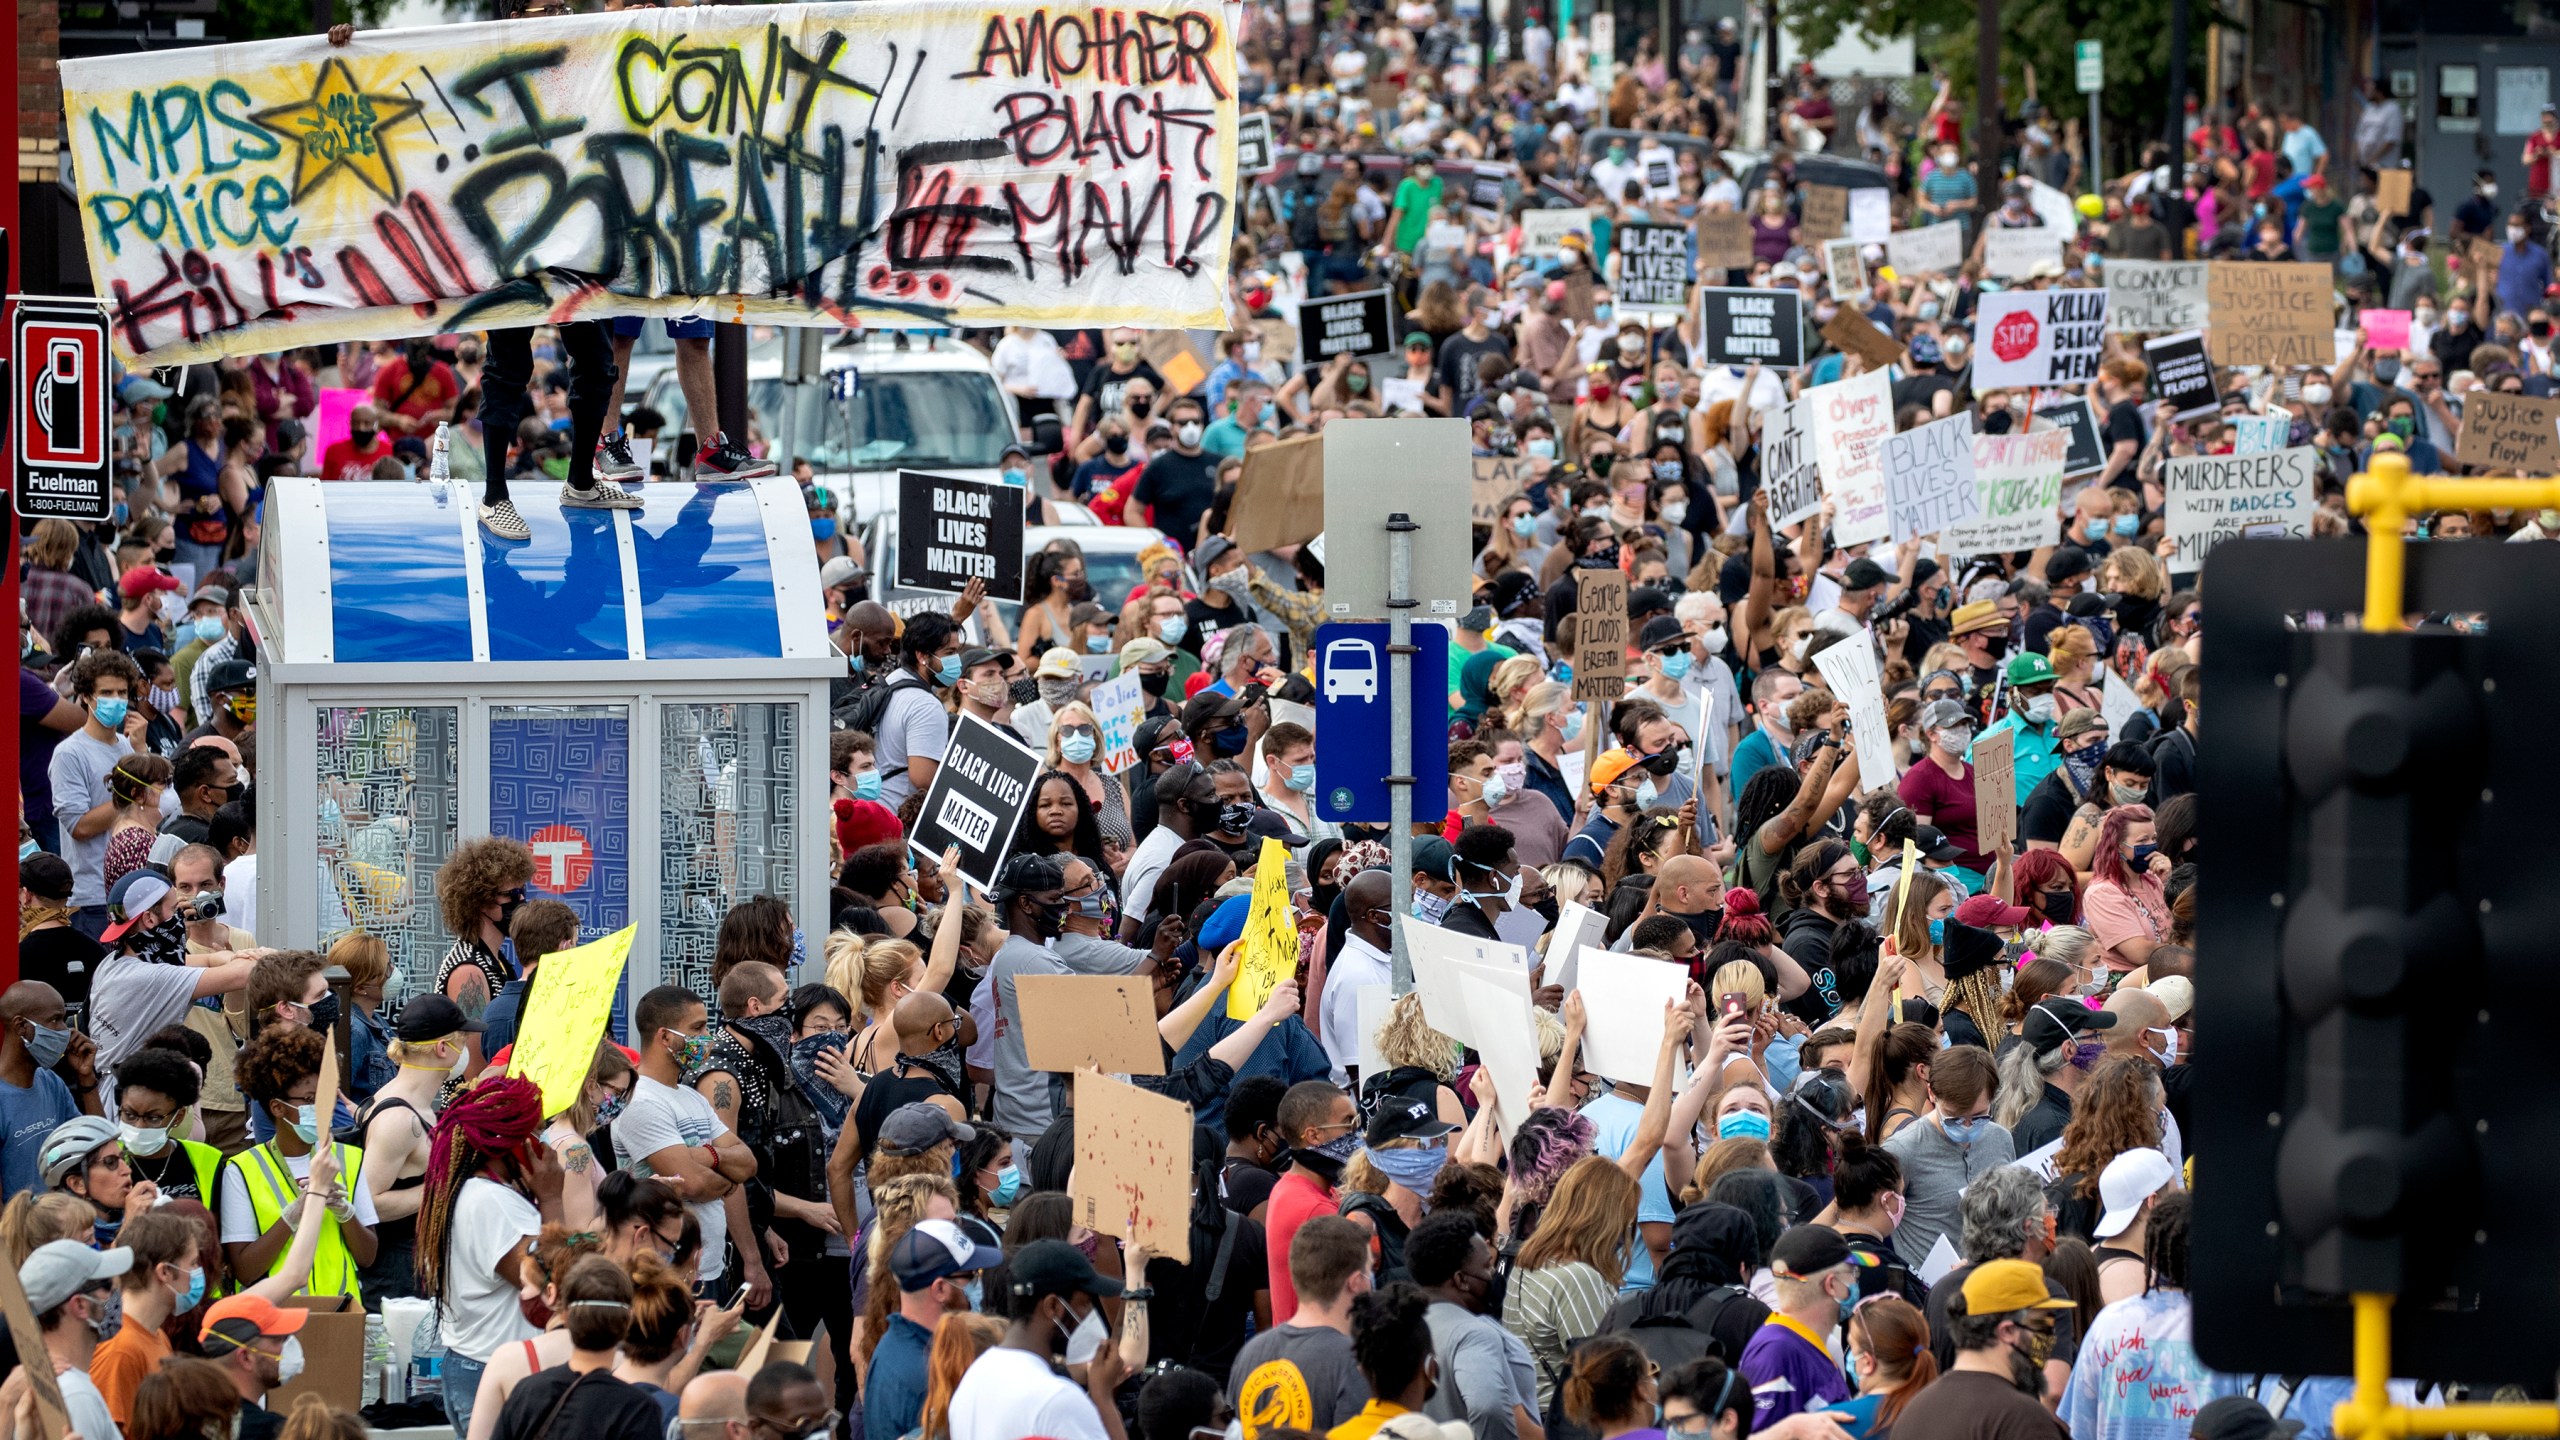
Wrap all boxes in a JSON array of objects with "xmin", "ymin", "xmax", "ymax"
[
  {"xmin": 1589, "ymin": 748, "xmax": 1639, "ymax": 794},
  {"xmin": 201, "ymin": 1293, "xmax": 309, "ymax": 1350}
]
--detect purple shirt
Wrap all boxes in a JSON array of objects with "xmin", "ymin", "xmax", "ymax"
[
  {"xmin": 1740, "ymin": 1317, "xmax": 1850, "ymax": 1424},
  {"xmin": 21, "ymin": 668, "xmax": 66, "ymax": 826}
]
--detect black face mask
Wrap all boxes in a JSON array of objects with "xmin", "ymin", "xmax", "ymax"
[
  {"xmin": 1138, "ymin": 670, "xmax": 1172, "ymax": 697},
  {"xmin": 1067, "ymin": 579, "xmax": 1095, "ymax": 604},
  {"xmin": 1182, "ymin": 797, "xmax": 1223, "ymax": 832},
  {"xmin": 305, "ymin": 992, "xmax": 341, "ymax": 1031},
  {"xmin": 1104, "ymin": 434, "xmax": 1129, "ymax": 455},
  {"xmin": 1217, "ymin": 800, "xmax": 1255, "ymax": 833},
  {"xmin": 1211, "ymin": 724, "xmax": 1249, "ymax": 757},
  {"xmin": 1128, "ymin": 398, "xmax": 1153, "ymax": 418},
  {"xmin": 1680, "ymin": 907, "xmax": 1723, "ymax": 947}
]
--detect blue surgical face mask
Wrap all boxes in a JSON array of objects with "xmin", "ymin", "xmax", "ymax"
[
  {"xmin": 1717, "ymin": 1110, "xmax": 1772, "ymax": 1141},
  {"xmin": 175, "ymin": 1265, "xmax": 206, "ymax": 1311},
  {"xmin": 2083, "ymin": 518, "xmax": 2109, "ymax": 540},
  {"xmin": 1525, "ymin": 438, "xmax": 1557, "ymax": 461},
  {"xmin": 1002, "ymin": 467, "xmax": 1029, "ymax": 488},
  {"xmin": 1286, "ymin": 763, "xmax": 1317, "ymax": 793},
  {"xmin": 853, "ymin": 771, "xmax": 883, "ymax": 802},
  {"xmin": 1158, "ymin": 616, "xmax": 1189, "ymax": 644},
  {"xmin": 1928, "ymin": 918, "xmax": 1946, "ymax": 945},
  {"xmin": 192, "ymin": 617, "xmax": 226, "ymax": 644},
  {"xmin": 1086, "ymin": 634, "xmax": 1111, "ymax": 653},
  {"xmin": 1512, "ymin": 511, "xmax": 1542, "ymax": 536},
  {"xmin": 962, "ymin": 1275, "xmax": 986, "ymax": 1310},
  {"xmin": 936, "ymin": 654, "xmax": 966, "ymax": 686},
  {"xmin": 1658, "ymin": 651, "xmax": 1693, "ymax": 680},
  {"xmin": 811, "ymin": 516, "xmax": 838, "ymax": 541},
  {"xmin": 990, "ymin": 1165, "xmax": 1024, "ymax": 1208},
  {"xmin": 1941, "ymin": 1114, "xmax": 1991, "ymax": 1147},
  {"xmin": 1561, "ymin": 709, "xmax": 1585, "ymax": 743},
  {"xmin": 1412, "ymin": 891, "xmax": 1455, "ymax": 925},
  {"xmin": 2112, "ymin": 513, "xmax": 2139, "ymax": 536},
  {"xmin": 17, "ymin": 839, "xmax": 36, "ymax": 864},
  {"xmin": 91, "ymin": 696, "xmax": 130, "ymax": 730},
  {"xmin": 290, "ymin": 1104, "xmax": 322, "ymax": 1146},
  {"xmin": 21, "ymin": 1020, "xmax": 71, "ymax": 1070},
  {"xmin": 1059, "ymin": 732, "xmax": 1099, "ymax": 765}
]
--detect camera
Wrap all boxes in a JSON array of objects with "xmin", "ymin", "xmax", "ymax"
[{"xmin": 175, "ymin": 892, "xmax": 224, "ymax": 923}]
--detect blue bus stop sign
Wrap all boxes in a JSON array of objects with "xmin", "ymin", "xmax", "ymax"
[{"xmin": 1313, "ymin": 621, "xmax": 1451, "ymax": 824}]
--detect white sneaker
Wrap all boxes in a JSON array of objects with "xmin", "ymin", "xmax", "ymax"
[
  {"xmin": 561, "ymin": 479, "xmax": 645, "ymax": 510},
  {"xmin": 479, "ymin": 500, "xmax": 531, "ymax": 542}
]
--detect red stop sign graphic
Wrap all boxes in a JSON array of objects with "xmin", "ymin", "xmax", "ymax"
[
  {"xmin": 527, "ymin": 824, "xmax": 594, "ymax": 893},
  {"xmin": 1990, "ymin": 307, "xmax": 2040, "ymax": 364}
]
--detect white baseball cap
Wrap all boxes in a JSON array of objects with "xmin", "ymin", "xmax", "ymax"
[{"xmin": 2094, "ymin": 1148, "xmax": 2178, "ymax": 1239}]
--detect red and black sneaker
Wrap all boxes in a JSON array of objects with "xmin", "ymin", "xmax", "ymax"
[
  {"xmin": 594, "ymin": 430, "xmax": 643, "ymax": 482},
  {"xmin": 696, "ymin": 432, "xmax": 777, "ymax": 480}
]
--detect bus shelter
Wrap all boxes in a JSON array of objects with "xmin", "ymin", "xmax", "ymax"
[{"xmin": 245, "ymin": 475, "xmax": 836, "ymax": 1008}]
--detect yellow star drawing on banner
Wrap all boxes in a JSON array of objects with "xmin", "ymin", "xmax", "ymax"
[{"xmin": 252, "ymin": 58, "xmax": 424, "ymax": 204}]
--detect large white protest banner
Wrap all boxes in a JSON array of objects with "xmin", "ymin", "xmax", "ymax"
[
  {"xmin": 1882, "ymin": 413, "xmax": 1979, "ymax": 544},
  {"xmin": 2165, "ymin": 447, "xmax": 2320, "ymax": 567},
  {"xmin": 1804, "ymin": 369, "xmax": 1894, "ymax": 548},
  {"xmin": 60, "ymin": 0, "xmax": 1241, "ymax": 364},
  {"xmin": 2106, "ymin": 260, "xmax": 2211, "ymax": 333},
  {"xmin": 1812, "ymin": 630, "xmax": 1898, "ymax": 788},
  {"xmin": 1982, "ymin": 227, "xmax": 2064, "ymax": 280},
  {"xmin": 1885, "ymin": 223, "xmax": 1963, "ymax": 275},
  {"xmin": 1945, "ymin": 428, "xmax": 2068, "ymax": 555}
]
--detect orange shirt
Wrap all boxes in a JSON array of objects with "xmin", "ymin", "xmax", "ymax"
[{"xmin": 91, "ymin": 1317, "xmax": 172, "ymax": 1427}]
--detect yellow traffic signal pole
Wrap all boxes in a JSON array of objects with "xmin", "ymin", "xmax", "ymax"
[
  {"xmin": 2347, "ymin": 452, "xmax": 2560, "ymax": 632},
  {"xmin": 2329, "ymin": 451, "xmax": 2560, "ymax": 1436}
]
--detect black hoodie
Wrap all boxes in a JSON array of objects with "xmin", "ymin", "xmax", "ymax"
[{"xmin": 1596, "ymin": 1202, "xmax": 1771, "ymax": 1362}]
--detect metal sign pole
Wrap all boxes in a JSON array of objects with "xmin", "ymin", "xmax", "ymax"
[{"xmin": 1388, "ymin": 510, "xmax": 1418, "ymax": 995}]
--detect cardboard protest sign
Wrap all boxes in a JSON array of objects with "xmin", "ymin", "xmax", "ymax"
[
  {"xmin": 1983, "ymin": 227, "xmax": 2064, "ymax": 279},
  {"xmin": 1560, "ymin": 268, "xmax": 1598, "ymax": 322},
  {"xmin": 1523, "ymin": 207, "xmax": 1595, "ymax": 258},
  {"xmin": 1885, "ymin": 223, "xmax": 1964, "ymax": 276},
  {"xmin": 1972, "ymin": 725, "xmax": 2015, "ymax": 857},
  {"xmin": 1762, "ymin": 398, "xmax": 1824, "ymax": 528},
  {"xmin": 2360, "ymin": 308, "xmax": 2412, "ymax": 350},
  {"xmin": 1573, "ymin": 949, "xmax": 1692, "ymax": 1087},
  {"xmin": 897, "ymin": 471, "xmax": 1025, "ymax": 601},
  {"xmin": 1234, "ymin": 111, "xmax": 1274, "ymax": 174},
  {"xmin": 1071, "ymin": 1072, "xmax": 1193, "ymax": 1262},
  {"xmin": 910, "ymin": 713, "xmax": 1044, "ymax": 892},
  {"xmin": 1698, "ymin": 287, "xmax": 1804, "ymax": 368},
  {"xmin": 2144, "ymin": 331, "xmax": 2220, "ymax": 420},
  {"xmin": 2376, "ymin": 167, "xmax": 2414, "ymax": 216},
  {"xmin": 1229, "ymin": 432, "xmax": 1325, "ymax": 552},
  {"xmin": 2105, "ymin": 260, "xmax": 2211, "ymax": 334},
  {"xmin": 508, "ymin": 924, "xmax": 636, "ymax": 1115},
  {"xmin": 1297, "ymin": 288, "xmax": 1394, "ymax": 364},
  {"xmin": 0, "ymin": 1231, "xmax": 73, "ymax": 1440},
  {"xmin": 60, "ymin": 0, "xmax": 1241, "ymax": 365},
  {"xmin": 1805, "ymin": 369, "xmax": 1895, "ymax": 548},
  {"xmin": 1849, "ymin": 188, "xmax": 1892, "ymax": 243},
  {"xmin": 1227, "ymin": 837, "xmax": 1299, "ymax": 1019},
  {"xmin": 1616, "ymin": 222, "xmax": 1692, "ymax": 314},
  {"xmin": 1946, "ymin": 429, "xmax": 2068, "ymax": 555},
  {"xmin": 1473, "ymin": 455, "xmax": 1533, "ymax": 526},
  {"xmin": 1800, "ymin": 184, "xmax": 1849, "ymax": 242},
  {"xmin": 1822, "ymin": 306, "xmax": 1905, "ymax": 372},
  {"xmin": 2453, "ymin": 391, "xmax": 2560, "ymax": 472},
  {"xmin": 2207, "ymin": 262, "xmax": 2334, "ymax": 368},
  {"xmin": 2164, "ymin": 446, "xmax": 2320, "ymax": 566},
  {"xmin": 1697, "ymin": 210, "xmax": 1755, "ymax": 270},
  {"xmin": 1088, "ymin": 671, "xmax": 1145, "ymax": 772},
  {"xmin": 1571, "ymin": 569, "xmax": 1628, "ymax": 701},
  {"xmin": 1883, "ymin": 413, "xmax": 1980, "ymax": 544},
  {"xmin": 1812, "ymin": 632, "xmax": 1898, "ymax": 788},
  {"xmin": 1822, "ymin": 237, "xmax": 1868, "ymax": 303},
  {"xmin": 2230, "ymin": 415, "xmax": 2290, "ymax": 454},
  {"xmin": 1019, "ymin": 975, "xmax": 1166, "ymax": 1075},
  {"xmin": 1972, "ymin": 290, "xmax": 2107, "ymax": 388}
]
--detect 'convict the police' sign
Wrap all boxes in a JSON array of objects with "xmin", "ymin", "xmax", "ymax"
[{"xmin": 897, "ymin": 470, "xmax": 1025, "ymax": 602}]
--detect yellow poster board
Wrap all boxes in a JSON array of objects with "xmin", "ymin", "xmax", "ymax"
[
  {"xmin": 1226, "ymin": 838, "xmax": 1299, "ymax": 1019},
  {"xmin": 507, "ymin": 924, "xmax": 637, "ymax": 1117}
]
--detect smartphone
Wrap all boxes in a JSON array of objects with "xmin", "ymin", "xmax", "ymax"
[{"xmin": 1719, "ymin": 991, "xmax": 1748, "ymax": 1020}]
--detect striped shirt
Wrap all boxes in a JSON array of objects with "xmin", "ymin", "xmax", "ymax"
[{"xmin": 1503, "ymin": 1260, "xmax": 1618, "ymax": 1410}]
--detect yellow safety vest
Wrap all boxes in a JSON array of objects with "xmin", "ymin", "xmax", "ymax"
[{"xmin": 227, "ymin": 1142, "xmax": 365, "ymax": 1305}]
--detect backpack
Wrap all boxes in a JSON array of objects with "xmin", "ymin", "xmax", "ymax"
[
  {"xmin": 832, "ymin": 668, "xmax": 919, "ymax": 735},
  {"xmin": 1597, "ymin": 1282, "xmax": 1769, "ymax": 1374}
]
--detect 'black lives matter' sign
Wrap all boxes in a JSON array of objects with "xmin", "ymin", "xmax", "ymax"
[
  {"xmin": 1297, "ymin": 289, "xmax": 1393, "ymax": 364},
  {"xmin": 1697, "ymin": 287, "xmax": 1805, "ymax": 369},
  {"xmin": 1615, "ymin": 223, "xmax": 1692, "ymax": 314},
  {"xmin": 895, "ymin": 470, "xmax": 1025, "ymax": 602},
  {"xmin": 911, "ymin": 713, "xmax": 1047, "ymax": 892}
]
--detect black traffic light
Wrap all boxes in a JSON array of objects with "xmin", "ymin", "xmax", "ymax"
[{"xmin": 2194, "ymin": 538, "xmax": 2560, "ymax": 1384}]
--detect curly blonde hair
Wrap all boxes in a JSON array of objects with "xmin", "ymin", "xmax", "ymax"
[
  {"xmin": 1375, "ymin": 992, "xmax": 1460, "ymax": 1078},
  {"xmin": 436, "ymin": 837, "xmax": 534, "ymax": 939}
]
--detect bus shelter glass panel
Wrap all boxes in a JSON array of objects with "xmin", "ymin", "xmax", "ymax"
[
  {"xmin": 316, "ymin": 705, "xmax": 460, "ymax": 999},
  {"xmin": 659, "ymin": 702, "xmax": 799, "ymax": 998},
  {"xmin": 489, "ymin": 705, "xmax": 633, "ymax": 935}
]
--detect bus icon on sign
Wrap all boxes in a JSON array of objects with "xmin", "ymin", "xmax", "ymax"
[{"xmin": 1322, "ymin": 639, "xmax": 1379, "ymax": 702}]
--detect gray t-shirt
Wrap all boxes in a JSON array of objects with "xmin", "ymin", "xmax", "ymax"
[
  {"xmin": 1424, "ymin": 1300, "xmax": 1534, "ymax": 1440},
  {"xmin": 92, "ymin": 951, "xmax": 206, "ymax": 1072},
  {"xmin": 1885, "ymin": 1113, "xmax": 2018, "ymax": 1267},
  {"xmin": 50, "ymin": 727, "xmax": 132, "ymax": 906},
  {"xmin": 1052, "ymin": 931, "xmax": 1150, "ymax": 977},
  {"xmin": 1229, "ymin": 1323, "xmax": 1368, "ymax": 1437},
  {"xmin": 869, "ymin": 676, "xmax": 949, "ymax": 812},
  {"xmin": 989, "ymin": 935, "xmax": 1073, "ymax": 1138}
]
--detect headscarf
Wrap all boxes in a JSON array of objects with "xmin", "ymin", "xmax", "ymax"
[
  {"xmin": 1127, "ymin": 715, "xmax": 1187, "ymax": 840},
  {"xmin": 1457, "ymin": 647, "xmax": 1507, "ymax": 723},
  {"xmin": 1154, "ymin": 848, "xmax": 1236, "ymax": 930},
  {"xmin": 1305, "ymin": 838, "xmax": 1348, "ymax": 919}
]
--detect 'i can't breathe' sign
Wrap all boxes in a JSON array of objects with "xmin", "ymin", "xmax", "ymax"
[{"xmin": 1972, "ymin": 289, "xmax": 2108, "ymax": 389}]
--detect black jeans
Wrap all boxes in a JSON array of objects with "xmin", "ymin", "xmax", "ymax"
[{"xmin": 478, "ymin": 321, "xmax": 617, "ymax": 504}]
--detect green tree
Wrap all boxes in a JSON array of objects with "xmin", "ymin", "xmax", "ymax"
[
  {"xmin": 1777, "ymin": 0, "xmax": 2218, "ymax": 182},
  {"xmin": 211, "ymin": 0, "xmax": 420, "ymax": 43}
]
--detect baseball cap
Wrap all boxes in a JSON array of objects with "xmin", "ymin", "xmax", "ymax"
[
  {"xmin": 395, "ymin": 994, "xmax": 484, "ymax": 1043},
  {"xmin": 1238, "ymin": 808, "xmax": 1312, "ymax": 847},
  {"xmin": 1179, "ymin": 690, "xmax": 1248, "ymax": 733},
  {"xmin": 1590, "ymin": 748, "xmax": 1640, "ymax": 794},
  {"xmin": 202, "ymin": 658, "xmax": 257, "ymax": 695},
  {"xmin": 201, "ymin": 1293, "xmax": 310, "ymax": 1352},
  {"xmin": 2094, "ymin": 1148, "xmax": 2178, "ymax": 1239},
  {"xmin": 2054, "ymin": 709, "xmax": 2108, "ymax": 745},
  {"xmin": 118, "ymin": 375, "xmax": 174, "ymax": 405},
  {"xmin": 1909, "ymin": 824, "xmax": 1964, "ymax": 864},
  {"xmin": 1769, "ymin": 1224, "xmax": 1876, "ymax": 1278},
  {"xmin": 2022, "ymin": 997, "xmax": 2119, "ymax": 1052},
  {"xmin": 957, "ymin": 646, "xmax": 1004, "ymax": 676},
  {"xmin": 120, "ymin": 566, "xmax": 183, "ymax": 601},
  {"xmin": 819, "ymin": 555, "xmax": 864, "ymax": 591},
  {"xmin": 878, "ymin": 1102, "xmax": 977, "ymax": 1157},
  {"xmin": 188, "ymin": 582, "xmax": 234, "ymax": 611},
  {"xmin": 2045, "ymin": 547, "xmax": 2093, "ymax": 583},
  {"xmin": 1194, "ymin": 535, "xmax": 1239, "ymax": 573},
  {"xmin": 1917, "ymin": 698, "xmax": 1973, "ymax": 734},
  {"xmin": 1957, "ymin": 1257, "xmax": 2076, "ymax": 1316},
  {"xmin": 2191, "ymin": 1397, "xmax": 2305, "ymax": 1440},
  {"xmin": 37, "ymin": 1116, "xmax": 122, "ymax": 1188},
  {"xmin": 1007, "ymin": 1237, "xmax": 1124, "ymax": 1303},
  {"xmin": 1637, "ymin": 614, "xmax": 1688, "ymax": 652},
  {"xmin": 891, "ymin": 1217, "xmax": 1004, "ymax": 1291},
  {"xmin": 21, "ymin": 1240, "xmax": 131, "ymax": 1313},
  {"xmin": 1403, "ymin": 331, "xmax": 1435, "ymax": 351},
  {"xmin": 1119, "ymin": 637, "xmax": 1174, "ymax": 667},
  {"xmin": 1198, "ymin": 894, "xmax": 1254, "ymax": 951},
  {"xmin": 100, "ymin": 869, "xmax": 173, "ymax": 945},
  {"xmin": 1412, "ymin": 836, "xmax": 1458, "ymax": 883},
  {"xmin": 1366, "ymin": 1095, "xmax": 1459, "ymax": 1147},
  {"xmin": 1956, "ymin": 893, "xmax": 2036, "ymax": 930},
  {"xmin": 1841, "ymin": 557, "xmax": 1892, "ymax": 592},
  {"xmin": 2146, "ymin": 974, "xmax": 2195, "ymax": 1024},
  {"xmin": 2005, "ymin": 652, "xmax": 2059, "ymax": 688},
  {"xmin": 1949, "ymin": 601, "xmax": 2006, "ymax": 638},
  {"xmin": 1035, "ymin": 647, "xmax": 1081, "ymax": 679}
]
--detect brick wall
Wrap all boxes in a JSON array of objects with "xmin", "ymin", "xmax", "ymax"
[{"xmin": 22, "ymin": 0, "xmax": 61, "ymax": 181}]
